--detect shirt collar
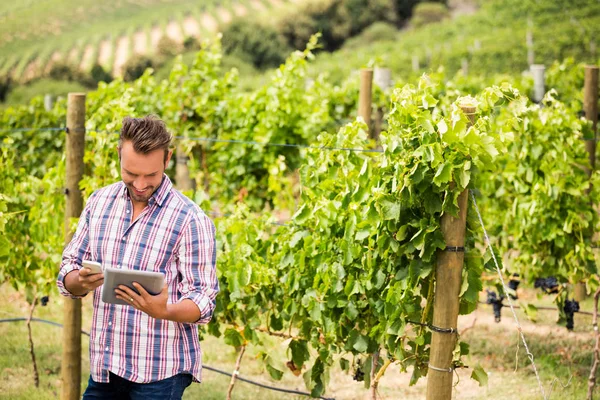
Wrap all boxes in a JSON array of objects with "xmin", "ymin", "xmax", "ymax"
[
  {"xmin": 120, "ymin": 174, "xmax": 172, "ymax": 207},
  {"xmin": 151, "ymin": 174, "xmax": 172, "ymax": 207}
]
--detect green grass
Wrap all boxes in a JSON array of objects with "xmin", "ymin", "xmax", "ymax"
[{"xmin": 0, "ymin": 281, "xmax": 596, "ymax": 400}]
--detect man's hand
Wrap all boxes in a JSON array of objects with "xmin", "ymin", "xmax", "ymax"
[
  {"xmin": 78, "ymin": 268, "xmax": 105, "ymax": 291},
  {"xmin": 64, "ymin": 268, "xmax": 104, "ymax": 296},
  {"xmin": 115, "ymin": 283, "xmax": 169, "ymax": 320}
]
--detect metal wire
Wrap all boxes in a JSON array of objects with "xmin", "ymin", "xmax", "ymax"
[
  {"xmin": 470, "ymin": 190, "xmax": 547, "ymax": 400},
  {"xmin": 0, "ymin": 316, "xmax": 335, "ymax": 399}
]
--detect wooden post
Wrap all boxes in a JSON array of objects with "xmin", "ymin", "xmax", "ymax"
[
  {"xmin": 577, "ymin": 65, "xmax": 599, "ymax": 302},
  {"xmin": 584, "ymin": 65, "xmax": 599, "ymax": 169},
  {"xmin": 412, "ymin": 55, "xmax": 420, "ymax": 73},
  {"xmin": 526, "ymin": 18, "xmax": 534, "ymax": 66},
  {"xmin": 44, "ymin": 94, "xmax": 53, "ymax": 111},
  {"xmin": 61, "ymin": 93, "xmax": 86, "ymax": 400},
  {"xmin": 358, "ymin": 68, "xmax": 373, "ymax": 135},
  {"xmin": 426, "ymin": 47, "xmax": 432, "ymax": 65},
  {"xmin": 373, "ymin": 68, "xmax": 391, "ymax": 141},
  {"xmin": 530, "ymin": 64, "xmax": 545, "ymax": 103},
  {"xmin": 373, "ymin": 67, "xmax": 392, "ymax": 91},
  {"xmin": 425, "ymin": 104, "xmax": 474, "ymax": 400},
  {"xmin": 175, "ymin": 143, "xmax": 193, "ymax": 191}
]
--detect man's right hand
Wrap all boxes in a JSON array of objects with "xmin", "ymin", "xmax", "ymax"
[{"xmin": 65, "ymin": 268, "xmax": 104, "ymax": 296}]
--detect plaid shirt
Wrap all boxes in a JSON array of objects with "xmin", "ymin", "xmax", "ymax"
[{"xmin": 57, "ymin": 175, "xmax": 218, "ymax": 384}]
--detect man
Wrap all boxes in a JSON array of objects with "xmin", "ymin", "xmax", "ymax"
[{"xmin": 57, "ymin": 115, "xmax": 219, "ymax": 399}]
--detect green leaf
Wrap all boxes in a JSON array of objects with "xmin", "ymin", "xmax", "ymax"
[
  {"xmin": 433, "ymin": 163, "xmax": 452, "ymax": 186},
  {"xmin": 437, "ymin": 119, "xmax": 448, "ymax": 135},
  {"xmin": 522, "ymin": 303, "xmax": 538, "ymax": 322},
  {"xmin": 471, "ymin": 365, "xmax": 488, "ymax": 387},
  {"xmin": 266, "ymin": 364, "xmax": 284, "ymax": 380},
  {"xmin": 292, "ymin": 204, "xmax": 311, "ymax": 224},
  {"xmin": 353, "ymin": 334, "xmax": 369, "ymax": 353},
  {"xmin": 224, "ymin": 328, "xmax": 245, "ymax": 347},
  {"xmin": 380, "ymin": 199, "xmax": 400, "ymax": 220},
  {"xmin": 355, "ymin": 229, "xmax": 371, "ymax": 241},
  {"xmin": 270, "ymin": 313, "xmax": 283, "ymax": 331},
  {"xmin": 345, "ymin": 301, "xmax": 359, "ymax": 320},
  {"xmin": 339, "ymin": 358, "xmax": 350, "ymax": 371},
  {"xmin": 289, "ymin": 340, "xmax": 310, "ymax": 369}
]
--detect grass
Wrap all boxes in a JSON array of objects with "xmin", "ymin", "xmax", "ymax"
[{"xmin": 0, "ymin": 281, "xmax": 596, "ymax": 399}]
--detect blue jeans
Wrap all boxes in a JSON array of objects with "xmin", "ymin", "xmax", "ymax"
[{"xmin": 82, "ymin": 372, "xmax": 193, "ymax": 400}]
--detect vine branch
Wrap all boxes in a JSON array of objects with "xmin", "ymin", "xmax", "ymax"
[{"xmin": 226, "ymin": 344, "xmax": 246, "ymax": 400}]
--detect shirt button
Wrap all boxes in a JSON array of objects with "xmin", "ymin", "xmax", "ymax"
[
  {"xmin": 105, "ymin": 347, "xmax": 109, "ymax": 351},
  {"xmin": 108, "ymin": 322, "xmax": 112, "ymax": 326},
  {"xmin": 126, "ymin": 210, "xmax": 130, "ymax": 214}
]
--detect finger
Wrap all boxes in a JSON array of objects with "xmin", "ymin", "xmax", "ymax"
[
  {"xmin": 115, "ymin": 291, "xmax": 136, "ymax": 304},
  {"xmin": 89, "ymin": 274, "xmax": 104, "ymax": 283},
  {"xmin": 132, "ymin": 282, "xmax": 149, "ymax": 298},
  {"xmin": 115, "ymin": 286, "xmax": 135, "ymax": 300}
]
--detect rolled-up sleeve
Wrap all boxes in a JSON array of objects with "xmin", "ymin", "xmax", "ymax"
[
  {"xmin": 177, "ymin": 211, "xmax": 219, "ymax": 325},
  {"xmin": 56, "ymin": 194, "xmax": 94, "ymax": 299}
]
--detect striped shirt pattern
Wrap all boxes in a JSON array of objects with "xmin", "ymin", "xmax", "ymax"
[{"xmin": 57, "ymin": 175, "xmax": 218, "ymax": 384}]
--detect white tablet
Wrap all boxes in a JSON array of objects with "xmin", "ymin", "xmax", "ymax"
[{"xmin": 101, "ymin": 267, "xmax": 165, "ymax": 305}]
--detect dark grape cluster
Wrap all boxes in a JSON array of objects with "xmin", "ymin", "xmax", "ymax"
[
  {"xmin": 507, "ymin": 273, "xmax": 520, "ymax": 299},
  {"xmin": 486, "ymin": 290, "xmax": 504, "ymax": 322},
  {"xmin": 40, "ymin": 296, "xmax": 49, "ymax": 306},
  {"xmin": 352, "ymin": 366, "xmax": 364, "ymax": 382},
  {"xmin": 564, "ymin": 299, "xmax": 580, "ymax": 331},
  {"xmin": 534, "ymin": 277, "xmax": 560, "ymax": 294}
]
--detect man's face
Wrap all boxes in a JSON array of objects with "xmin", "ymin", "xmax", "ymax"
[{"xmin": 119, "ymin": 141, "xmax": 171, "ymax": 204}]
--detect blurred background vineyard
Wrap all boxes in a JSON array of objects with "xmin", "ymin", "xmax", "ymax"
[
  {"xmin": 3, "ymin": 0, "xmax": 598, "ymax": 107},
  {"xmin": 3, "ymin": 0, "xmax": 600, "ymax": 399}
]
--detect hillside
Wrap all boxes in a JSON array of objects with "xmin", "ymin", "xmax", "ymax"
[
  {"xmin": 0, "ymin": 0, "xmax": 286, "ymax": 81},
  {"xmin": 310, "ymin": 0, "xmax": 600, "ymax": 83}
]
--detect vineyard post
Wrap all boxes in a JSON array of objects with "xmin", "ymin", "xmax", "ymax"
[
  {"xmin": 425, "ymin": 104, "xmax": 474, "ymax": 400},
  {"xmin": 44, "ymin": 94, "xmax": 53, "ymax": 111},
  {"xmin": 577, "ymin": 65, "xmax": 599, "ymax": 302},
  {"xmin": 373, "ymin": 67, "xmax": 392, "ymax": 91},
  {"xmin": 461, "ymin": 58, "xmax": 469, "ymax": 75},
  {"xmin": 358, "ymin": 68, "xmax": 373, "ymax": 137},
  {"xmin": 175, "ymin": 143, "xmax": 193, "ymax": 191},
  {"xmin": 373, "ymin": 67, "xmax": 392, "ymax": 141},
  {"xmin": 412, "ymin": 56, "xmax": 420, "ymax": 73},
  {"xmin": 526, "ymin": 18, "xmax": 534, "ymax": 66},
  {"xmin": 530, "ymin": 64, "xmax": 545, "ymax": 103},
  {"xmin": 61, "ymin": 93, "xmax": 86, "ymax": 400}
]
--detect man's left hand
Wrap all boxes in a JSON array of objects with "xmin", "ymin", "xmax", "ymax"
[{"xmin": 115, "ymin": 283, "xmax": 169, "ymax": 320}]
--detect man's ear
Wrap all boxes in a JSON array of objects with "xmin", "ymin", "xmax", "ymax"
[{"xmin": 165, "ymin": 149, "xmax": 173, "ymax": 168}]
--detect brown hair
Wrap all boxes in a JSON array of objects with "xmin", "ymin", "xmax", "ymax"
[{"xmin": 119, "ymin": 115, "xmax": 172, "ymax": 162}]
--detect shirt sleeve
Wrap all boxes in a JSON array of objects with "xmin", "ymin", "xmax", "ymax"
[
  {"xmin": 56, "ymin": 193, "xmax": 95, "ymax": 299},
  {"xmin": 176, "ymin": 211, "xmax": 219, "ymax": 325}
]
